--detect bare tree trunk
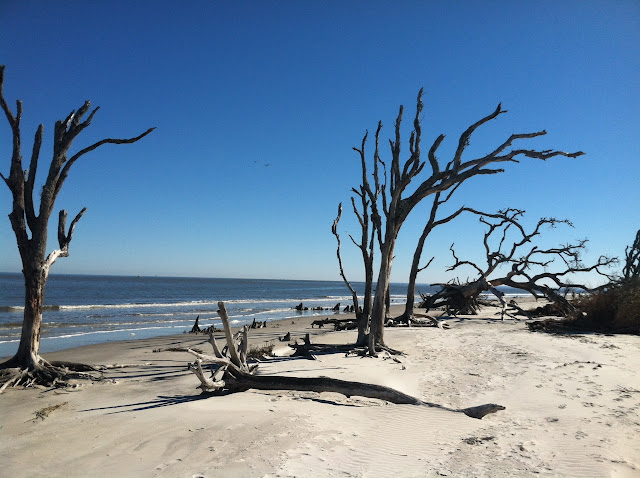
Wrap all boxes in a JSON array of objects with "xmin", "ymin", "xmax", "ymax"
[
  {"xmin": 403, "ymin": 248, "xmax": 422, "ymax": 320},
  {"xmin": 370, "ymin": 237, "xmax": 396, "ymax": 350},
  {"xmin": 15, "ymin": 270, "xmax": 46, "ymax": 366},
  {"xmin": 358, "ymin": 255, "xmax": 374, "ymax": 345}
]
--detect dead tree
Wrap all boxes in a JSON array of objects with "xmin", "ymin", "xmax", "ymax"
[
  {"xmin": 352, "ymin": 88, "xmax": 583, "ymax": 352},
  {"xmin": 0, "ymin": 65, "xmax": 154, "ymax": 388},
  {"xmin": 332, "ymin": 123, "xmax": 386, "ymax": 346},
  {"xmin": 187, "ymin": 302, "xmax": 505, "ymax": 419},
  {"xmin": 424, "ymin": 210, "xmax": 617, "ymax": 317}
]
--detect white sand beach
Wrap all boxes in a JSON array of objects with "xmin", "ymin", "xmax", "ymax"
[{"xmin": 1, "ymin": 302, "xmax": 639, "ymax": 477}]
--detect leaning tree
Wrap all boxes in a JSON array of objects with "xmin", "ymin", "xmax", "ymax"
[
  {"xmin": 0, "ymin": 65, "xmax": 154, "ymax": 388},
  {"xmin": 343, "ymin": 89, "xmax": 584, "ymax": 353}
]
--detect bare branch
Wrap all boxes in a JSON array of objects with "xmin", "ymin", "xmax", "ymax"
[
  {"xmin": 54, "ymin": 126, "xmax": 156, "ymax": 199},
  {"xmin": 453, "ymin": 103, "xmax": 506, "ymax": 169},
  {"xmin": 417, "ymin": 256, "xmax": 434, "ymax": 273},
  {"xmin": 57, "ymin": 207, "xmax": 87, "ymax": 250},
  {"xmin": 331, "ymin": 203, "xmax": 360, "ymax": 311},
  {"xmin": 25, "ymin": 124, "xmax": 44, "ymax": 229},
  {"xmin": 427, "ymin": 134, "xmax": 445, "ymax": 176},
  {"xmin": 390, "ymin": 105, "xmax": 403, "ymax": 193}
]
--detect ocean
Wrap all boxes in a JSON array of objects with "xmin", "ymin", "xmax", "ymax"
[{"xmin": 0, "ymin": 273, "xmax": 438, "ymax": 358}]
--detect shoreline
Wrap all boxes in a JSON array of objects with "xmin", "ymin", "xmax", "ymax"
[
  {"xmin": 2, "ymin": 302, "xmax": 638, "ymax": 477},
  {"xmin": 0, "ymin": 303, "xmax": 368, "ymax": 361},
  {"xmin": 0, "ymin": 292, "xmax": 538, "ymax": 359}
]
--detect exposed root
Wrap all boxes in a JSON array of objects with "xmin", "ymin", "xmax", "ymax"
[{"xmin": 0, "ymin": 357, "xmax": 103, "ymax": 393}]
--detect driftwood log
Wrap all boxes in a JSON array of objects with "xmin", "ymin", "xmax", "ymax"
[
  {"xmin": 386, "ymin": 313, "xmax": 450, "ymax": 329},
  {"xmin": 187, "ymin": 302, "xmax": 505, "ymax": 419},
  {"xmin": 311, "ymin": 317, "xmax": 358, "ymax": 330}
]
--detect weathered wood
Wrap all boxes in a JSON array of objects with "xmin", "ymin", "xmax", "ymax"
[
  {"xmin": 623, "ymin": 229, "xmax": 640, "ymax": 281},
  {"xmin": 279, "ymin": 332, "xmax": 291, "ymax": 342},
  {"xmin": 187, "ymin": 301, "xmax": 504, "ymax": 419},
  {"xmin": 192, "ymin": 360, "xmax": 504, "ymax": 419},
  {"xmin": 332, "ymin": 203, "xmax": 362, "ymax": 329},
  {"xmin": 190, "ymin": 315, "xmax": 201, "ymax": 333},
  {"xmin": 311, "ymin": 317, "xmax": 357, "ymax": 329},
  {"xmin": 217, "ymin": 302, "xmax": 243, "ymax": 369}
]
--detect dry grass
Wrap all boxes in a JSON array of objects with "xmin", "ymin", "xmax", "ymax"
[
  {"xmin": 573, "ymin": 278, "xmax": 640, "ymax": 333},
  {"xmin": 247, "ymin": 342, "xmax": 275, "ymax": 359},
  {"xmin": 529, "ymin": 279, "xmax": 639, "ymax": 334}
]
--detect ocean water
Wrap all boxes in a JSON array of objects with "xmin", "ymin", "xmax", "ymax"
[{"xmin": 0, "ymin": 273, "xmax": 437, "ymax": 357}]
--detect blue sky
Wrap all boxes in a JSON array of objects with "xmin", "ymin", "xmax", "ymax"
[{"xmin": 0, "ymin": 1, "xmax": 638, "ymax": 285}]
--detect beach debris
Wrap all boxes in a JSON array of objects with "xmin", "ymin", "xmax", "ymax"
[
  {"xmin": 279, "ymin": 332, "xmax": 291, "ymax": 342},
  {"xmin": 250, "ymin": 318, "xmax": 267, "ymax": 329},
  {"xmin": 462, "ymin": 436, "xmax": 496, "ymax": 445},
  {"xmin": 32, "ymin": 402, "xmax": 68, "ymax": 422},
  {"xmin": 189, "ymin": 315, "xmax": 220, "ymax": 335},
  {"xmin": 311, "ymin": 317, "xmax": 357, "ymax": 330},
  {"xmin": 153, "ymin": 347, "xmax": 204, "ymax": 354},
  {"xmin": 190, "ymin": 315, "xmax": 201, "ymax": 333},
  {"xmin": 385, "ymin": 313, "xmax": 449, "ymax": 329},
  {"xmin": 419, "ymin": 212, "xmax": 616, "ymax": 320},
  {"xmin": 185, "ymin": 301, "xmax": 506, "ymax": 419}
]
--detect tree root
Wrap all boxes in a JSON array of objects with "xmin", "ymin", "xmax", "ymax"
[{"xmin": 0, "ymin": 357, "xmax": 103, "ymax": 393}]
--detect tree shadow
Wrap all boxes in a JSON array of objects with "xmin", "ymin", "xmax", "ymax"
[{"xmin": 79, "ymin": 392, "xmax": 216, "ymax": 414}]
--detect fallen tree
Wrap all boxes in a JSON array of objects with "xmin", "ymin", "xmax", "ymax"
[
  {"xmin": 421, "ymin": 210, "xmax": 616, "ymax": 318},
  {"xmin": 186, "ymin": 302, "xmax": 505, "ymax": 419}
]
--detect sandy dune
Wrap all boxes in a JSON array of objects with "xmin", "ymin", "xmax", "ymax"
[{"xmin": 1, "ymin": 304, "xmax": 638, "ymax": 477}]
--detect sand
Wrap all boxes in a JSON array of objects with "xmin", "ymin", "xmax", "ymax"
[{"xmin": 1, "ymin": 302, "xmax": 639, "ymax": 477}]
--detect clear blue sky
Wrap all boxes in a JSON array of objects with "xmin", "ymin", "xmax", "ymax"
[{"xmin": 1, "ymin": 1, "xmax": 638, "ymax": 286}]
